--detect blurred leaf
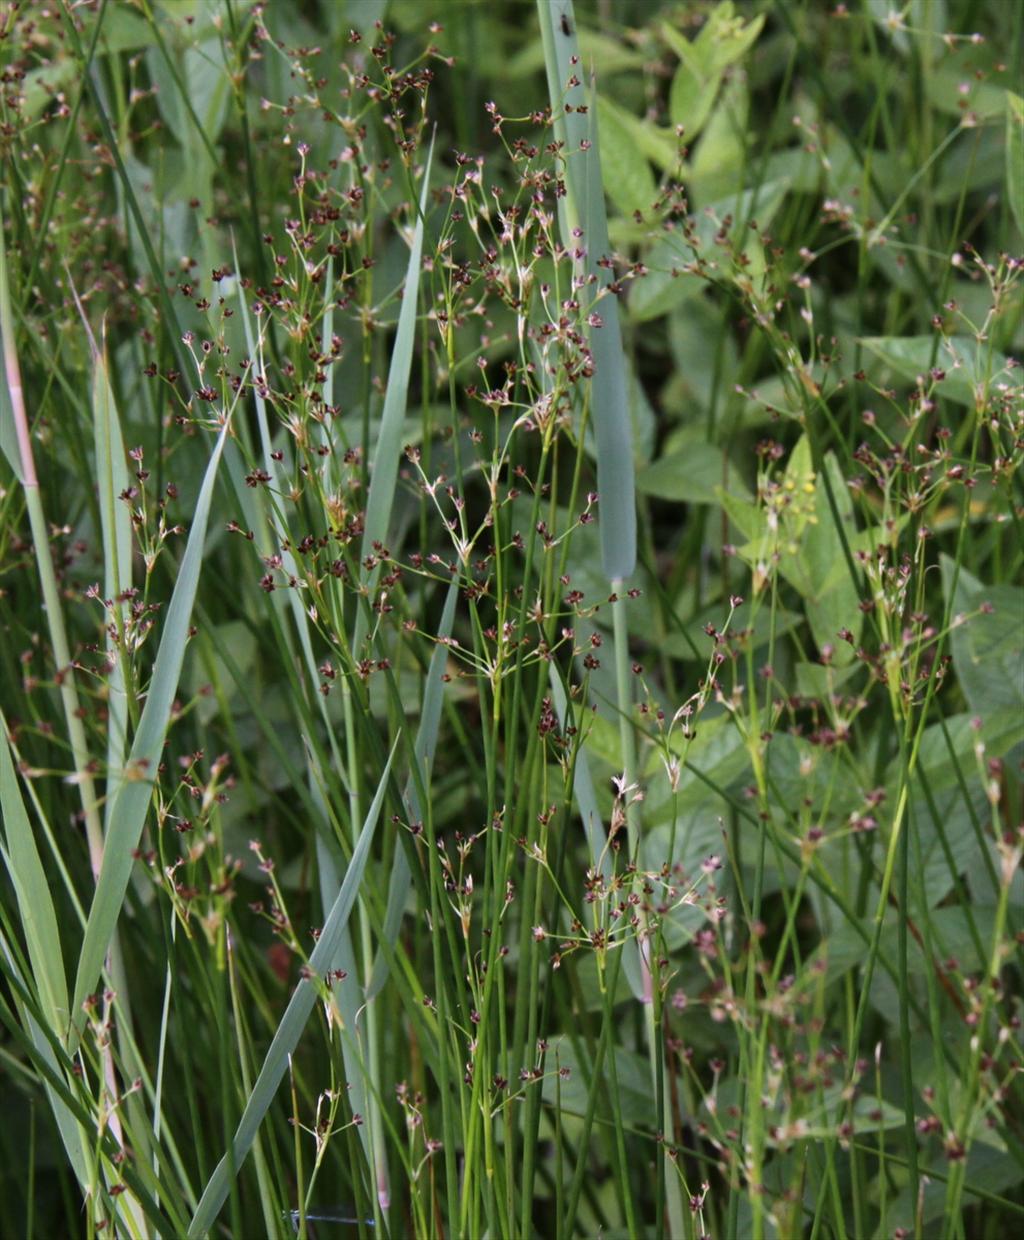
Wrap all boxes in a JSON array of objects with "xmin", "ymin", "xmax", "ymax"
[
  {"xmin": 664, "ymin": 22, "xmax": 722, "ymax": 138},
  {"xmin": 691, "ymin": 74, "xmax": 749, "ymax": 197},
  {"xmin": 661, "ymin": 602, "xmax": 803, "ymax": 663},
  {"xmin": 879, "ymin": 1143, "xmax": 1022, "ymax": 1237},
  {"xmin": 541, "ymin": 1037, "xmax": 652, "ymax": 1126},
  {"xmin": 627, "ymin": 360, "xmax": 656, "ymax": 466},
  {"xmin": 922, "ymin": 906, "xmax": 997, "ymax": 974},
  {"xmin": 188, "ymin": 621, "xmax": 257, "ymax": 724},
  {"xmin": 941, "ymin": 557, "xmax": 1024, "ymax": 714},
  {"xmin": 507, "ymin": 28, "xmax": 646, "ymax": 78},
  {"xmin": 579, "ymin": 708, "xmax": 622, "ymax": 771},
  {"xmin": 909, "ymin": 707, "xmax": 1024, "ymax": 798},
  {"xmin": 859, "ymin": 335, "xmax": 1017, "ymax": 407},
  {"xmin": 926, "ymin": 69, "xmax": 1015, "ymax": 123},
  {"xmin": 665, "ymin": 295, "xmax": 740, "ymax": 410},
  {"xmin": 90, "ymin": 5, "xmax": 154, "ymax": 52},
  {"xmin": 656, "ymin": 713, "xmax": 750, "ymax": 813},
  {"xmin": 794, "ymin": 661, "xmax": 859, "ymax": 698},
  {"xmin": 146, "ymin": 38, "xmax": 231, "ymax": 152},
  {"xmin": 637, "ymin": 441, "xmax": 751, "ymax": 505},
  {"xmin": 799, "ymin": 452, "xmax": 863, "ymax": 663},
  {"xmin": 627, "ymin": 253, "xmax": 702, "ymax": 322},
  {"xmin": 22, "ymin": 61, "xmax": 78, "ymax": 122},
  {"xmin": 894, "ymin": 705, "xmax": 1022, "ymax": 906},
  {"xmin": 694, "ymin": 4, "xmax": 765, "ymax": 76},
  {"xmin": 656, "ymin": 178, "xmax": 790, "ymax": 271},
  {"xmin": 594, "ymin": 96, "xmax": 658, "ymax": 217},
  {"xmin": 1008, "ymin": 93, "xmax": 1024, "ymax": 235}
]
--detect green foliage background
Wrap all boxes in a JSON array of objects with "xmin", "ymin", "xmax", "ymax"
[{"xmin": 0, "ymin": 1, "xmax": 1021, "ymax": 1237}]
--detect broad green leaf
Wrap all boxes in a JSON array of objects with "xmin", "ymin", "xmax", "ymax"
[
  {"xmin": 926, "ymin": 69, "xmax": 1014, "ymax": 123},
  {"xmin": 626, "ymin": 252, "xmax": 702, "ymax": 322},
  {"xmin": 794, "ymin": 660, "xmax": 860, "ymax": 698},
  {"xmin": 577, "ymin": 705, "xmax": 622, "ymax": 772},
  {"xmin": 690, "ymin": 74, "xmax": 749, "ymax": 197},
  {"xmin": 87, "ymin": 4, "xmax": 155, "ymax": 53},
  {"xmin": 506, "ymin": 28, "xmax": 647, "ymax": 79},
  {"xmin": 915, "ymin": 782, "xmax": 988, "ymax": 909},
  {"xmin": 187, "ymin": 621, "xmax": 257, "ymax": 725},
  {"xmin": 908, "ymin": 707, "xmax": 1024, "ymax": 798},
  {"xmin": 666, "ymin": 30, "xmax": 722, "ymax": 139},
  {"xmin": 1008, "ymin": 93, "xmax": 1024, "ymax": 235},
  {"xmin": 799, "ymin": 452, "xmax": 863, "ymax": 662},
  {"xmin": 695, "ymin": 5, "xmax": 765, "ymax": 75},
  {"xmin": 649, "ymin": 712, "xmax": 751, "ymax": 819},
  {"xmin": 627, "ymin": 359, "xmax": 656, "ymax": 466},
  {"xmin": 594, "ymin": 93, "xmax": 681, "ymax": 173},
  {"xmin": 920, "ymin": 905, "xmax": 997, "ymax": 974},
  {"xmin": 665, "ymin": 295, "xmax": 740, "ymax": 408},
  {"xmin": 720, "ymin": 488, "xmax": 764, "ymax": 542},
  {"xmin": 146, "ymin": 39, "xmax": 232, "ymax": 151},
  {"xmin": 890, "ymin": 706, "xmax": 1022, "ymax": 906},
  {"xmin": 188, "ymin": 743, "xmax": 397, "ymax": 1238},
  {"xmin": 727, "ymin": 441, "xmax": 863, "ymax": 662},
  {"xmin": 859, "ymin": 335, "xmax": 1017, "ymax": 407},
  {"xmin": 941, "ymin": 557, "xmax": 1024, "ymax": 714},
  {"xmin": 72, "ymin": 418, "xmax": 232, "ymax": 1036},
  {"xmin": 636, "ymin": 442, "xmax": 751, "ymax": 505},
  {"xmin": 594, "ymin": 96, "xmax": 658, "ymax": 218}
]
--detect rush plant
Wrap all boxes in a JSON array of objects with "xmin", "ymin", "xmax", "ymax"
[{"xmin": 0, "ymin": 2, "xmax": 1021, "ymax": 1238}]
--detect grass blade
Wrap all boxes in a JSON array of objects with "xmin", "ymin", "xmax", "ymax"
[
  {"xmin": 0, "ymin": 712, "xmax": 69, "ymax": 1034},
  {"xmin": 89, "ymin": 335, "xmax": 134, "ymax": 826},
  {"xmin": 0, "ymin": 935, "xmax": 89, "ymax": 1196}
]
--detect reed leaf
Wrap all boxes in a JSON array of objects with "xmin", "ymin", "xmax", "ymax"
[{"xmin": 538, "ymin": 0, "xmax": 636, "ymax": 582}]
